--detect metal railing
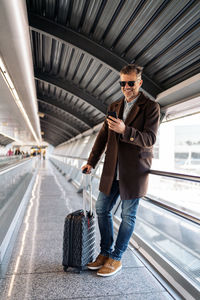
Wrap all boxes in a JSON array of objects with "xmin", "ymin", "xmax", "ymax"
[
  {"xmin": 150, "ymin": 169, "xmax": 200, "ymax": 183},
  {"xmin": 50, "ymin": 154, "xmax": 200, "ymax": 221},
  {"xmin": 0, "ymin": 155, "xmax": 23, "ymax": 169}
]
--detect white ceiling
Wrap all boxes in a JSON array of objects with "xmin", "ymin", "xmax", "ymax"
[
  {"xmin": 0, "ymin": 0, "xmax": 41, "ymax": 144},
  {"xmin": 0, "ymin": 74, "xmax": 33, "ymax": 143}
]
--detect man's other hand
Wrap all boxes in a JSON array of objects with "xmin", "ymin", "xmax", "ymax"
[{"xmin": 81, "ymin": 164, "xmax": 92, "ymax": 174}]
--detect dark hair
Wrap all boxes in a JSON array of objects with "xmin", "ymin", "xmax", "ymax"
[{"xmin": 120, "ymin": 64, "xmax": 143, "ymax": 79}]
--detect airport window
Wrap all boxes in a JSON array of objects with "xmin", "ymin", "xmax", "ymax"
[
  {"xmin": 152, "ymin": 113, "xmax": 200, "ymax": 177},
  {"xmin": 149, "ymin": 114, "xmax": 200, "ymax": 218}
]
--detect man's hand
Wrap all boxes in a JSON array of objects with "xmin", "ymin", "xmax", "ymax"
[
  {"xmin": 107, "ymin": 116, "xmax": 125, "ymax": 134},
  {"xmin": 81, "ymin": 164, "xmax": 92, "ymax": 174}
]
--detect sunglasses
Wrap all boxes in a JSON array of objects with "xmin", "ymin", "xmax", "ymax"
[{"xmin": 119, "ymin": 81, "xmax": 136, "ymax": 87}]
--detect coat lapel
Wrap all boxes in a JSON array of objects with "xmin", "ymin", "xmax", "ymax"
[
  {"xmin": 112, "ymin": 93, "xmax": 147, "ymax": 125},
  {"xmin": 113, "ymin": 98, "xmax": 124, "ymax": 119},
  {"xmin": 125, "ymin": 105, "xmax": 140, "ymax": 125},
  {"xmin": 125, "ymin": 92, "xmax": 146, "ymax": 125}
]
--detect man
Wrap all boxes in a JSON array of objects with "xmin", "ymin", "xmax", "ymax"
[{"xmin": 82, "ymin": 64, "xmax": 160, "ymax": 277}]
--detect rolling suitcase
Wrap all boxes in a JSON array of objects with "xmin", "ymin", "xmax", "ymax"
[{"xmin": 62, "ymin": 173, "xmax": 95, "ymax": 271}]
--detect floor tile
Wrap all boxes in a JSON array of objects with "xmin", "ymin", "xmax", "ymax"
[
  {"xmin": 85, "ymin": 291, "xmax": 174, "ymax": 300},
  {"xmin": 0, "ymin": 267, "xmax": 167, "ymax": 300}
]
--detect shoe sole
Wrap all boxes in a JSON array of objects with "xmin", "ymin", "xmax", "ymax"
[
  {"xmin": 97, "ymin": 265, "xmax": 122, "ymax": 277},
  {"xmin": 87, "ymin": 265, "xmax": 103, "ymax": 270}
]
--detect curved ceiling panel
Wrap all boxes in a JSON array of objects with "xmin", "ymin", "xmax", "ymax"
[
  {"xmin": 26, "ymin": 0, "xmax": 200, "ymax": 146},
  {"xmin": 38, "ymin": 101, "xmax": 87, "ymax": 134}
]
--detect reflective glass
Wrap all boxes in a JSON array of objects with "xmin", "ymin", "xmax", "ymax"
[
  {"xmin": 135, "ymin": 200, "xmax": 200, "ymax": 287},
  {"xmin": 0, "ymin": 159, "xmax": 35, "ymax": 247},
  {"xmin": 152, "ymin": 114, "xmax": 200, "ymax": 176},
  {"xmin": 115, "ymin": 199, "xmax": 200, "ymax": 287},
  {"xmin": 147, "ymin": 174, "xmax": 200, "ymax": 219}
]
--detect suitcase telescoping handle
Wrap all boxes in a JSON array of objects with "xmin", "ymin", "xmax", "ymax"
[{"xmin": 82, "ymin": 170, "xmax": 93, "ymax": 217}]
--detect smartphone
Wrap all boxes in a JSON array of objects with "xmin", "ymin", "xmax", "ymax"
[{"xmin": 107, "ymin": 111, "xmax": 118, "ymax": 119}]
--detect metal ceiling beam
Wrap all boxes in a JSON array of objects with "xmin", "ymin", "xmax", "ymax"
[
  {"xmin": 35, "ymin": 70, "xmax": 107, "ymax": 114},
  {"xmin": 38, "ymin": 95, "xmax": 93, "ymax": 128},
  {"xmin": 43, "ymin": 131, "xmax": 66, "ymax": 144},
  {"xmin": 38, "ymin": 103, "xmax": 82, "ymax": 134},
  {"xmin": 41, "ymin": 124, "xmax": 70, "ymax": 141},
  {"xmin": 43, "ymin": 139, "xmax": 56, "ymax": 146},
  {"xmin": 43, "ymin": 134, "xmax": 63, "ymax": 146},
  {"xmin": 40, "ymin": 117, "xmax": 74, "ymax": 138},
  {"xmin": 40, "ymin": 119, "xmax": 72, "ymax": 138},
  {"xmin": 38, "ymin": 109, "xmax": 78, "ymax": 136},
  {"xmin": 44, "ymin": 138, "xmax": 59, "ymax": 146},
  {"xmin": 43, "ymin": 134, "xmax": 63, "ymax": 145},
  {"xmin": 43, "ymin": 131, "xmax": 63, "ymax": 143},
  {"xmin": 29, "ymin": 13, "xmax": 163, "ymax": 98}
]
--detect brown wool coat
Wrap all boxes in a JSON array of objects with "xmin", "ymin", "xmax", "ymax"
[{"xmin": 87, "ymin": 92, "xmax": 160, "ymax": 200}]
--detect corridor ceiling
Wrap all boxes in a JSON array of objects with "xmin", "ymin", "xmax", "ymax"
[{"xmin": 26, "ymin": 0, "xmax": 200, "ymax": 147}]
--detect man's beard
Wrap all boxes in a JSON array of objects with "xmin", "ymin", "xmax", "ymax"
[{"xmin": 125, "ymin": 89, "xmax": 138, "ymax": 101}]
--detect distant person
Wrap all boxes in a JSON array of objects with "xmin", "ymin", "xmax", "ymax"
[
  {"xmin": 7, "ymin": 148, "xmax": 13, "ymax": 156},
  {"xmin": 43, "ymin": 149, "xmax": 46, "ymax": 159},
  {"xmin": 38, "ymin": 148, "xmax": 42, "ymax": 159},
  {"xmin": 82, "ymin": 64, "xmax": 160, "ymax": 277},
  {"xmin": 15, "ymin": 148, "xmax": 21, "ymax": 155}
]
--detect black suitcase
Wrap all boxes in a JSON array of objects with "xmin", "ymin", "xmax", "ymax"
[{"xmin": 62, "ymin": 174, "xmax": 95, "ymax": 271}]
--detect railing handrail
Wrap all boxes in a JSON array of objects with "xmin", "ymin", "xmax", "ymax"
[
  {"xmin": 144, "ymin": 196, "xmax": 200, "ymax": 225},
  {"xmin": 50, "ymin": 153, "xmax": 200, "ymax": 224},
  {"xmin": 0, "ymin": 157, "xmax": 33, "ymax": 176},
  {"xmin": 51, "ymin": 153, "xmax": 88, "ymax": 161},
  {"xmin": 150, "ymin": 169, "xmax": 200, "ymax": 183},
  {"xmin": 51, "ymin": 153, "xmax": 200, "ymax": 183},
  {"xmin": 0, "ymin": 154, "xmax": 22, "ymax": 158}
]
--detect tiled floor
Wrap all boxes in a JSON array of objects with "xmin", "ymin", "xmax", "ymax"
[{"xmin": 0, "ymin": 160, "xmax": 174, "ymax": 300}]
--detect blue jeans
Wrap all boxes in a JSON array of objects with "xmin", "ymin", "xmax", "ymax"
[{"xmin": 95, "ymin": 179, "xmax": 140, "ymax": 261}]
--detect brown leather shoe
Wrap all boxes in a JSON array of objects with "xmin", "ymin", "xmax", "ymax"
[
  {"xmin": 87, "ymin": 254, "xmax": 108, "ymax": 270},
  {"xmin": 97, "ymin": 257, "xmax": 122, "ymax": 276}
]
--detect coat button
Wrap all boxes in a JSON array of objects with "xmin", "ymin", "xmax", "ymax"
[{"xmin": 130, "ymin": 137, "xmax": 134, "ymax": 141}]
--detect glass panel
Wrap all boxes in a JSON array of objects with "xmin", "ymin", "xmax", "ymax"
[
  {"xmin": 0, "ymin": 159, "xmax": 34, "ymax": 247},
  {"xmin": 115, "ymin": 199, "xmax": 200, "ymax": 288},
  {"xmin": 152, "ymin": 114, "xmax": 200, "ymax": 177},
  {"xmin": 91, "ymin": 176, "xmax": 99, "ymax": 199},
  {"xmin": 147, "ymin": 174, "xmax": 200, "ymax": 219},
  {"xmin": 80, "ymin": 135, "xmax": 96, "ymax": 158},
  {"xmin": 135, "ymin": 200, "xmax": 200, "ymax": 288}
]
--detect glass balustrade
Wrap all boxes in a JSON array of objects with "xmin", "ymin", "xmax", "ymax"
[
  {"xmin": 0, "ymin": 158, "xmax": 37, "ymax": 262},
  {"xmin": 0, "ymin": 155, "xmax": 23, "ymax": 169}
]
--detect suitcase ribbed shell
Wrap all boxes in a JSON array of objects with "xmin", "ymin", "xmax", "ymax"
[{"xmin": 62, "ymin": 209, "xmax": 95, "ymax": 269}]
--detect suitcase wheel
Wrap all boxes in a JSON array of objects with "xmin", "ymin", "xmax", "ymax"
[{"xmin": 63, "ymin": 265, "xmax": 68, "ymax": 272}]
